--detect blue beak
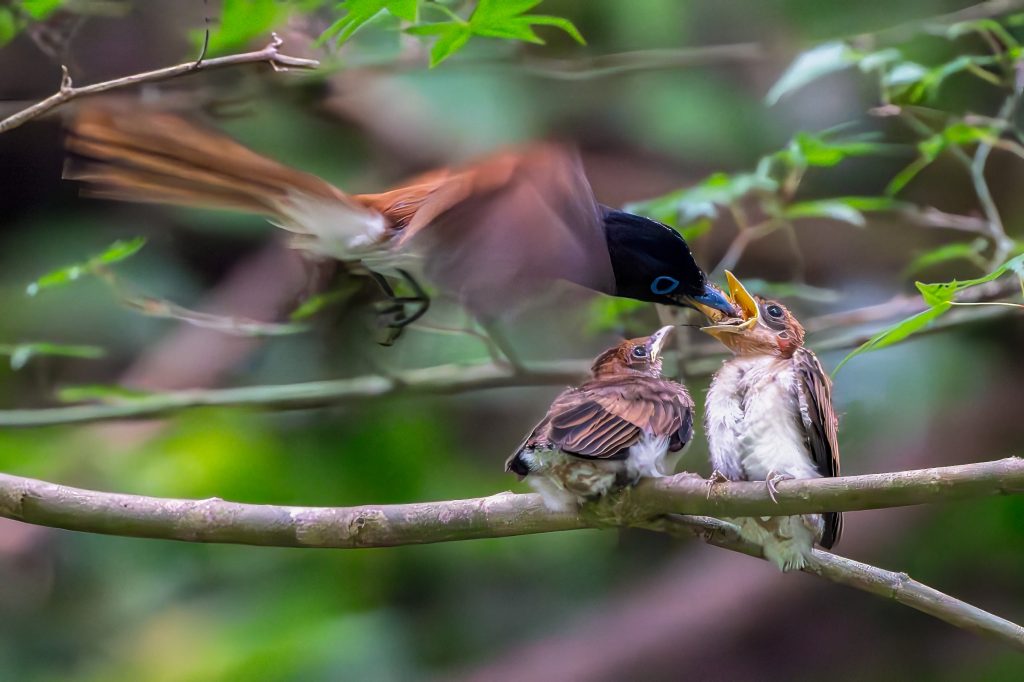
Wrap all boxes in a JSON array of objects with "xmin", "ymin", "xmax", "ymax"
[{"xmin": 688, "ymin": 285, "xmax": 739, "ymax": 318}]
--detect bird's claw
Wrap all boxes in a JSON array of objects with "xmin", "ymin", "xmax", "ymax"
[
  {"xmin": 705, "ymin": 469, "xmax": 730, "ymax": 500},
  {"xmin": 765, "ymin": 470, "xmax": 794, "ymax": 504}
]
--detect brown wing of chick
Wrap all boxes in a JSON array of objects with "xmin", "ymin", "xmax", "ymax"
[
  {"xmin": 794, "ymin": 347, "xmax": 843, "ymax": 549},
  {"xmin": 375, "ymin": 144, "xmax": 615, "ymax": 316},
  {"xmin": 547, "ymin": 378, "xmax": 694, "ymax": 460}
]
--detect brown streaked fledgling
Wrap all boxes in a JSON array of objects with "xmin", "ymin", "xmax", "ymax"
[
  {"xmin": 699, "ymin": 272, "xmax": 841, "ymax": 572},
  {"xmin": 506, "ymin": 326, "xmax": 694, "ymax": 510},
  {"xmin": 64, "ymin": 105, "xmax": 735, "ymax": 341}
]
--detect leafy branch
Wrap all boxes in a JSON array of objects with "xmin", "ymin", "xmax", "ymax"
[{"xmin": 1, "ymin": 459, "xmax": 1022, "ymax": 649}]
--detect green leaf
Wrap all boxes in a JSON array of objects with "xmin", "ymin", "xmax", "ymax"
[
  {"xmin": 914, "ymin": 254, "xmax": 1024, "ymax": 305},
  {"xmin": 0, "ymin": 9, "xmax": 17, "ymax": 46},
  {"xmin": 945, "ymin": 18, "xmax": 1019, "ymax": 49},
  {"xmin": 883, "ymin": 62, "xmax": 929, "ymax": 89},
  {"xmin": 57, "ymin": 384, "xmax": 154, "ymax": 404},
  {"xmin": 318, "ymin": 0, "xmax": 419, "ymax": 46},
  {"xmin": 428, "ymin": 23, "xmax": 472, "ymax": 66},
  {"xmin": 199, "ymin": 0, "xmax": 291, "ymax": 55},
  {"xmin": 833, "ymin": 196, "xmax": 910, "ymax": 212},
  {"xmin": 833, "ymin": 303, "xmax": 951, "ymax": 374},
  {"xmin": 468, "ymin": 0, "xmax": 584, "ymax": 45},
  {"xmin": 785, "ymin": 131, "xmax": 895, "ymax": 168},
  {"xmin": 521, "ymin": 14, "xmax": 585, "ymax": 44},
  {"xmin": 904, "ymin": 239, "xmax": 988, "ymax": 277},
  {"xmin": 26, "ymin": 237, "xmax": 146, "ymax": 295},
  {"xmin": 0, "ymin": 342, "xmax": 105, "ymax": 371},
  {"xmin": 784, "ymin": 199, "xmax": 866, "ymax": 227},
  {"xmin": 766, "ymin": 42, "xmax": 859, "ymax": 105},
  {"xmin": 907, "ymin": 54, "xmax": 1001, "ymax": 102},
  {"xmin": 857, "ymin": 48, "xmax": 902, "ymax": 72},
  {"xmin": 630, "ymin": 172, "xmax": 778, "ymax": 225},
  {"xmin": 20, "ymin": 0, "xmax": 64, "ymax": 20},
  {"xmin": 886, "ymin": 155, "xmax": 933, "ymax": 195}
]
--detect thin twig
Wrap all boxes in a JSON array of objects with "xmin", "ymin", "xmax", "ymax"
[
  {"xmin": 2, "ymin": 288, "xmax": 1021, "ymax": 428},
  {"xmin": 0, "ymin": 34, "xmax": 319, "ymax": 134},
  {"xmin": 0, "ymin": 359, "xmax": 589, "ymax": 427},
  {"xmin": 515, "ymin": 43, "xmax": 765, "ymax": 80},
  {"xmin": 1, "ymin": 459, "xmax": 1022, "ymax": 649}
]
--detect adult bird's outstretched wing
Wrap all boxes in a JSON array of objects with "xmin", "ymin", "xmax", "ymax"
[{"xmin": 66, "ymin": 105, "xmax": 615, "ymax": 314}]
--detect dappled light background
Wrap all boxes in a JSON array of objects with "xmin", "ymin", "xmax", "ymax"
[{"xmin": 1, "ymin": 0, "xmax": 1023, "ymax": 679}]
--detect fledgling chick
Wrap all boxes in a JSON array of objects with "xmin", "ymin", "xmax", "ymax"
[
  {"xmin": 700, "ymin": 272, "xmax": 842, "ymax": 572},
  {"xmin": 506, "ymin": 326, "xmax": 694, "ymax": 511}
]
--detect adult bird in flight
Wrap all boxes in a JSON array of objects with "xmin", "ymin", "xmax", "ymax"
[
  {"xmin": 700, "ymin": 272, "xmax": 842, "ymax": 571},
  {"xmin": 65, "ymin": 105, "xmax": 735, "ymax": 343},
  {"xmin": 507, "ymin": 326, "xmax": 694, "ymax": 510}
]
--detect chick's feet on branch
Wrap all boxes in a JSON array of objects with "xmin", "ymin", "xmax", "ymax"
[
  {"xmin": 705, "ymin": 469, "xmax": 731, "ymax": 500},
  {"xmin": 765, "ymin": 470, "xmax": 794, "ymax": 504}
]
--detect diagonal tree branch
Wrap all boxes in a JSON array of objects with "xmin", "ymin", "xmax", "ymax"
[
  {"xmin": 0, "ymin": 458, "xmax": 1022, "ymax": 649},
  {"xmin": 648, "ymin": 514, "xmax": 1024, "ymax": 651},
  {"xmin": 0, "ymin": 34, "xmax": 319, "ymax": 134}
]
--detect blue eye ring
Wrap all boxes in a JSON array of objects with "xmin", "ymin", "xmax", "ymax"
[{"xmin": 650, "ymin": 276, "xmax": 680, "ymax": 295}]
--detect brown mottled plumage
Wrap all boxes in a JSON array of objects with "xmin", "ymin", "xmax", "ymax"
[{"xmin": 506, "ymin": 326, "xmax": 694, "ymax": 510}]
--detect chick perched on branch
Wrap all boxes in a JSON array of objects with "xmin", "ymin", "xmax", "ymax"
[
  {"xmin": 700, "ymin": 272, "xmax": 842, "ymax": 572},
  {"xmin": 507, "ymin": 326, "xmax": 695, "ymax": 511}
]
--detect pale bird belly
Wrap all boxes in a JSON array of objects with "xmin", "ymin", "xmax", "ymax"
[
  {"xmin": 709, "ymin": 357, "xmax": 819, "ymax": 481},
  {"xmin": 737, "ymin": 404, "xmax": 819, "ymax": 481}
]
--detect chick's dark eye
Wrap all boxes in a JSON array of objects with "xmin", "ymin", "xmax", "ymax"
[
  {"xmin": 766, "ymin": 304, "xmax": 784, "ymax": 318},
  {"xmin": 632, "ymin": 347, "xmax": 647, "ymax": 358}
]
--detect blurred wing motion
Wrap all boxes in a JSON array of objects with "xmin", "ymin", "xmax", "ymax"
[
  {"xmin": 793, "ymin": 347, "xmax": 842, "ymax": 548},
  {"xmin": 536, "ymin": 378, "xmax": 694, "ymax": 460},
  {"xmin": 383, "ymin": 145, "xmax": 615, "ymax": 314},
  {"xmin": 66, "ymin": 105, "xmax": 387, "ymax": 260},
  {"xmin": 66, "ymin": 105, "xmax": 615, "ymax": 313}
]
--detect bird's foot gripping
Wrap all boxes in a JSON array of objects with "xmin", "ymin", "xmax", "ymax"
[
  {"xmin": 704, "ymin": 469, "xmax": 731, "ymax": 500},
  {"xmin": 764, "ymin": 470, "xmax": 794, "ymax": 504},
  {"xmin": 369, "ymin": 270, "xmax": 430, "ymax": 345}
]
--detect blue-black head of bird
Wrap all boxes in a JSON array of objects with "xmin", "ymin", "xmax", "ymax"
[{"xmin": 600, "ymin": 208, "xmax": 736, "ymax": 317}]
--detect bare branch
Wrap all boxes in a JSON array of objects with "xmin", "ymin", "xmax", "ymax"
[
  {"xmin": 0, "ymin": 360, "xmax": 589, "ymax": 427},
  {"xmin": 1, "ymin": 458, "xmax": 1022, "ymax": 545},
  {"xmin": 0, "ymin": 34, "xmax": 319, "ymax": 134},
  {"xmin": 649, "ymin": 515, "xmax": 1024, "ymax": 651},
  {"xmin": 1, "ymin": 458, "xmax": 1022, "ymax": 649},
  {"xmin": 515, "ymin": 43, "xmax": 765, "ymax": 80}
]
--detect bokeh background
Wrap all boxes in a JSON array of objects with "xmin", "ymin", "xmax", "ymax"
[{"xmin": 1, "ymin": 0, "xmax": 1023, "ymax": 679}]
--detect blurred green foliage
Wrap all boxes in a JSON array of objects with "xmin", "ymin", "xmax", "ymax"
[{"xmin": 1, "ymin": 1, "xmax": 1024, "ymax": 680}]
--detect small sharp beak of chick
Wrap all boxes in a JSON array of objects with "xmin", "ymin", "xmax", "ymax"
[
  {"xmin": 701, "ymin": 271, "xmax": 759, "ymax": 339},
  {"xmin": 646, "ymin": 325, "xmax": 675, "ymax": 361}
]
